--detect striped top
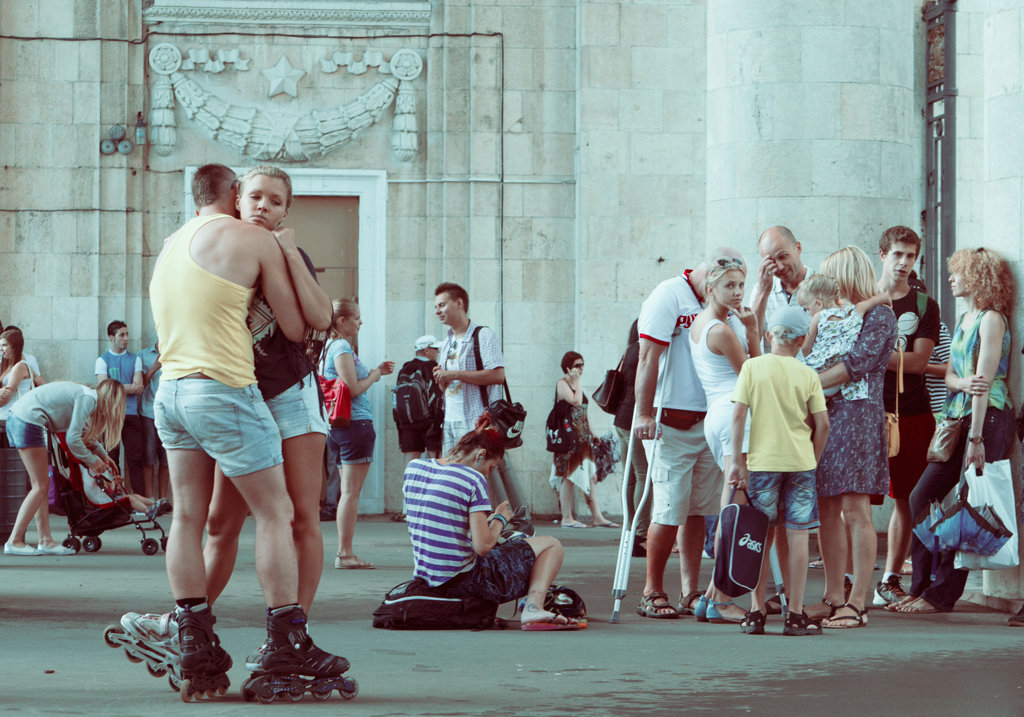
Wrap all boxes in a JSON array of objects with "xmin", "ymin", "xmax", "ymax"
[
  {"xmin": 926, "ymin": 321, "xmax": 951, "ymax": 414},
  {"xmin": 403, "ymin": 458, "xmax": 492, "ymax": 587}
]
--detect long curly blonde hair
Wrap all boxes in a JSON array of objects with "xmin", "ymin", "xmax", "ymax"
[
  {"xmin": 948, "ymin": 247, "xmax": 1015, "ymax": 315},
  {"xmin": 84, "ymin": 379, "xmax": 126, "ymax": 452}
]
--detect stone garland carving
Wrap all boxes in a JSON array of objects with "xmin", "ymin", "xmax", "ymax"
[
  {"xmin": 181, "ymin": 48, "xmax": 251, "ymax": 73},
  {"xmin": 146, "ymin": 43, "xmax": 423, "ymax": 162}
]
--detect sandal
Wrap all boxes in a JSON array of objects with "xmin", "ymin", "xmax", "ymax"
[
  {"xmin": 765, "ymin": 593, "xmax": 784, "ymax": 616},
  {"xmin": 783, "ymin": 610, "xmax": 823, "ymax": 636},
  {"xmin": 676, "ymin": 591, "xmax": 704, "ymax": 615},
  {"xmin": 335, "ymin": 554, "xmax": 375, "ymax": 569},
  {"xmin": 637, "ymin": 591, "xmax": 679, "ymax": 619},
  {"xmin": 739, "ymin": 610, "xmax": 766, "ymax": 635},
  {"xmin": 805, "ymin": 598, "xmax": 840, "ymax": 622},
  {"xmin": 822, "ymin": 603, "xmax": 868, "ymax": 629},
  {"xmin": 706, "ymin": 599, "xmax": 743, "ymax": 624}
]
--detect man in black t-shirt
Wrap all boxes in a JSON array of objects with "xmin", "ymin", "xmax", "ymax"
[{"xmin": 873, "ymin": 226, "xmax": 940, "ymax": 607}]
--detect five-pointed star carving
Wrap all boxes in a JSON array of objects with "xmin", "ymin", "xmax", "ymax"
[{"xmin": 262, "ymin": 55, "xmax": 305, "ymax": 98}]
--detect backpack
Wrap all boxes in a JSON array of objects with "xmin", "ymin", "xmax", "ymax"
[
  {"xmin": 371, "ymin": 578, "xmax": 500, "ymax": 630},
  {"xmin": 393, "ymin": 369, "xmax": 433, "ymax": 426}
]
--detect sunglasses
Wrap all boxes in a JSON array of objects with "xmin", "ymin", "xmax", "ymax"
[{"xmin": 715, "ymin": 257, "xmax": 745, "ymax": 268}]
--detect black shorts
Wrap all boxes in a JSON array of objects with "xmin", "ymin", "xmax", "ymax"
[
  {"xmin": 442, "ymin": 539, "xmax": 536, "ymax": 604},
  {"xmin": 397, "ymin": 422, "xmax": 441, "ymax": 454}
]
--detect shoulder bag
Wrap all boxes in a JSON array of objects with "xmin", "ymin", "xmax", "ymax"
[
  {"xmin": 592, "ymin": 353, "xmax": 626, "ymax": 415},
  {"xmin": 471, "ymin": 327, "xmax": 526, "ymax": 448}
]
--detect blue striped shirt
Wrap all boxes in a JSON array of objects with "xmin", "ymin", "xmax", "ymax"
[{"xmin": 403, "ymin": 459, "xmax": 491, "ymax": 587}]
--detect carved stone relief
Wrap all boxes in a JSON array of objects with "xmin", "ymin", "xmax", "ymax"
[{"xmin": 146, "ymin": 43, "xmax": 423, "ymax": 162}]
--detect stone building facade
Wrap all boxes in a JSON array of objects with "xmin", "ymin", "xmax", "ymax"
[{"xmin": 2, "ymin": 0, "xmax": 1023, "ymax": 598}]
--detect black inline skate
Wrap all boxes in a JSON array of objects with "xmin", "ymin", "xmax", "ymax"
[
  {"xmin": 241, "ymin": 605, "xmax": 357, "ymax": 703},
  {"xmin": 177, "ymin": 605, "xmax": 232, "ymax": 703}
]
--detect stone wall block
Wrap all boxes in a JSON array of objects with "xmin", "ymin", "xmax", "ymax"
[
  {"xmin": 618, "ymin": 88, "xmax": 663, "ymax": 133},
  {"xmin": 582, "ymin": 215, "xmax": 632, "ymax": 259},
  {"xmin": 15, "ymin": 210, "xmax": 54, "ymax": 254},
  {"xmin": 733, "ymin": 141, "xmax": 813, "ymax": 198},
  {"xmin": 582, "ymin": 2, "xmax": 620, "ymax": 46},
  {"xmin": 835, "ymin": 197, "xmax": 910, "ymax": 250},
  {"xmin": 78, "ymin": 43, "xmax": 100, "ymax": 80},
  {"xmin": 533, "ymin": 133, "xmax": 575, "ymax": 176},
  {"xmin": 706, "ymin": 197, "xmax": 759, "ymax": 250},
  {"xmin": 841, "ymin": 84, "xmax": 911, "ymax": 143},
  {"xmin": 10, "ymin": 294, "xmax": 51, "ymax": 340},
  {"xmin": 580, "ymin": 88, "xmax": 619, "ymax": 130},
  {"xmin": 502, "ymin": 48, "xmax": 534, "ymax": 92},
  {"xmin": 755, "ymin": 197, "xmax": 839, "ymax": 251},
  {"xmin": 631, "ymin": 47, "xmax": 695, "ymax": 91},
  {"xmin": 17, "ymin": 40, "xmax": 55, "ymax": 81},
  {"xmin": 97, "ymin": 254, "xmax": 126, "ymax": 298},
  {"xmin": 502, "ymin": 90, "xmax": 524, "ymax": 133},
  {"xmin": 581, "ymin": 131, "xmax": 627, "ymax": 173},
  {"xmin": 802, "ymin": 27, "xmax": 879, "ymax": 84},
  {"xmin": 584, "ymin": 47, "xmax": 632, "ymax": 90},
  {"xmin": 983, "ymin": 178, "xmax": 1022, "ymax": 251},
  {"xmin": 986, "ymin": 94, "xmax": 1024, "ymax": 181},
  {"xmin": 441, "ymin": 215, "xmax": 470, "ymax": 260},
  {"xmin": 444, "ymin": 131, "xmax": 470, "ymax": 175},
  {"xmin": 878, "ymin": 28, "xmax": 914, "ymax": 87},
  {"xmin": 15, "ymin": 124, "xmax": 52, "ymax": 166},
  {"xmin": 38, "ymin": 0, "xmax": 77, "ymax": 36},
  {"xmin": 503, "ymin": 132, "xmax": 535, "ymax": 176},
  {"xmin": 3, "ymin": 253, "xmax": 35, "ymax": 297},
  {"xmin": 541, "ymin": 91, "xmax": 576, "ymax": 134},
  {"xmin": 810, "ymin": 140, "xmax": 881, "ymax": 198},
  {"xmin": 770, "ymin": 83, "xmax": 842, "ymax": 141},
  {"xmin": 0, "ymin": 212, "xmax": 13, "ymax": 253},
  {"xmin": 620, "ymin": 5, "xmax": 668, "ymax": 46},
  {"xmin": 50, "ymin": 211, "xmax": 77, "ymax": 255},
  {"xmin": 469, "ymin": 216, "xmax": 498, "ymax": 258},
  {"xmin": 879, "ymin": 142, "xmax": 916, "ymax": 202},
  {"xmin": 579, "ymin": 174, "xmax": 620, "ymax": 218},
  {"xmin": 1, "ymin": 1, "xmax": 39, "ymax": 36},
  {"xmin": 537, "ymin": 49, "xmax": 576, "ymax": 93},
  {"xmin": 521, "ymin": 182, "xmax": 573, "ymax": 220},
  {"xmin": 530, "ymin": 216, "xmax": 575, "ymax": 260},
  {"xmin": 0, "ymin": 81, "xmax": 39, "ymax": 124},
  {"xmin": 728, "ymin": 28, "xmax": 803, "ymax": 86},
  {"xmin": 522, "ymin": 260, "xmax": 574, "ymax": 303}
]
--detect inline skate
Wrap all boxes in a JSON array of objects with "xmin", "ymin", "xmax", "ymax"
[
  {"xmin": 103, "ymin": 611, "xmax": 182, "ymax": 692},
  {"xmin": 241, "ymin": 605, "xmax": 357, "ymax": 703},
  {"xmin": 177, "ymin": 605, "xmax": 232, "ymax": 702}
]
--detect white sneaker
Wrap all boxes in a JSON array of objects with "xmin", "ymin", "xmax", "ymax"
[
  {"xmin": 36, "ymin": 543, "xmax": 76, "ymax": 556},
  {"xmin": 4, "ymin": 542, "xmax": 40, "ymax": 556}
]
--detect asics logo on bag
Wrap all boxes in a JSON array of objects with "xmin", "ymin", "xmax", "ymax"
[
  {"xmin": 738, "ymin": 533, "xmax": 763, "ymax": 554},
  {"xmin": 506, "ymin": 420, "xmax": 524, "ymax": 439}
]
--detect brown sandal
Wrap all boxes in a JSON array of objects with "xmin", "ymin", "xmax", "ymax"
[{"xmin": 335, "ymin": 553, "xmax": 375, "ymax": 569}]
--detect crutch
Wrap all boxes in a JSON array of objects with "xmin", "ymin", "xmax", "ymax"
[
  {"xmin": 768, "ymin": 544, "xmax": 787, "ymax": 618},
  {"xmin": 610, "ymin": 338, "xmax": 674, "ymax": 623}
]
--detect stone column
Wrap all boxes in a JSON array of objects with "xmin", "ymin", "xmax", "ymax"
[
  {"xmin": 981, "ymin": 0, "xmax": 1024, "ymax": 606},
  {"xmin": 706, "ymin": 1, "xmax": 920, "ymax": 268}
]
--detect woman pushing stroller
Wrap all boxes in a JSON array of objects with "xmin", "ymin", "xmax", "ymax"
[{"xmin": 4, "ymin": 380, "xmax": 126, "ymax": 556}]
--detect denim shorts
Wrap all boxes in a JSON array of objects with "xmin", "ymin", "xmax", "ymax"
[
  {"xmin": 141, "ymin": 416, "xmax": 168, "ymax": 467},
  {"xmin": 5, "ymin": 414, "xmax": 45, "ymax": 449},
  {"xmin": 748, "ymin": 469, "xmax": 820, "ymax": 530},
  {"xmin": 443, "ymin": 539, "xmax": 536, "ymax": 604},
  {"xmin": 154, "ymin": 379, "xmax": 283, "ymax": 478},
  {"xmin": 328, "ymin": 419, "xmax": 375, "ymax": 465},
  {"xmin": 265, "ymin": 377, "xmax": 328, "ymax": 440}
]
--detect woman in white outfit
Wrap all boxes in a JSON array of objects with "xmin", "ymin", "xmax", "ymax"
[{"xmin": 688, "ymin": 257, "xmax": 760, "ymax": 623}]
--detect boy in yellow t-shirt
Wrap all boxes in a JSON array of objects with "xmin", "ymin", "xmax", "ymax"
[{"xmin": 728, "ymin": 306, "xmax": 830, "ymax": 636}]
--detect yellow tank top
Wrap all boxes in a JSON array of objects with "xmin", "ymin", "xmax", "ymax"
[{"xmin": 150, "ymin": 214, "xmax": 256, "ymax": 387}]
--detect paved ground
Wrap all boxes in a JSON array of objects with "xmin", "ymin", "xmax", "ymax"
[{"xmin": 1, "ymin": 516, "xmax": 1022, "ymax": 716}]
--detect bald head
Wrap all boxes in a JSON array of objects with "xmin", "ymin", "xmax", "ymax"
[{"xmin": 757, "ymin": 226, "xmax": 805, "ymax": 291}]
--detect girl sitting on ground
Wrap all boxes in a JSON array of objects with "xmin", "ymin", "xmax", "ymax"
[
  {"xmin": 403, "ymin": 417, "xmax": 584, "ymax": 630},
  {"xmin": 797, "ymin": 274, "xmax": 891, "ymax": 397}
]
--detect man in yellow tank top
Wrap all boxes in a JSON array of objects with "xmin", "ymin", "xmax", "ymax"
[{"xmin": 143, "ymin": 165, "xmax": 350, "ymax": 701}]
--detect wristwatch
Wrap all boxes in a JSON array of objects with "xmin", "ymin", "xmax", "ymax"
[{"xmin": 969, "ymin": 436, "xmax": 984, "ymax": 444}]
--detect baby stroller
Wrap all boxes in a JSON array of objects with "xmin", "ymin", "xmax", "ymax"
[{"xmin": 48, "ymin": 431, "xmax": 167, "ymax": 556}]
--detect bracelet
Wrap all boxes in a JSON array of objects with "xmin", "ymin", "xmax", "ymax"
[
  {"xmin": 969, "ymin": 436, "xmax": 984, "ymax": 444},
  {"xmin": 489, "ymin": 514, "xmax": 508, "ymax": 529}
]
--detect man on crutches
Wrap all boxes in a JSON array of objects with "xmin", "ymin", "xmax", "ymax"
[{"xmin": 633, "ymin": 252, "xmax": 742, "ymax": 619}]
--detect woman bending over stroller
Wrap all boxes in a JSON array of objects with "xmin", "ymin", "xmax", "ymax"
[
  {"xmin": 403, "ymin": 418, "xmax": 584, "ymax": 630},
  {"xmin": 4, "ymin": 380, "xmax": 125, "ymax": 556}
]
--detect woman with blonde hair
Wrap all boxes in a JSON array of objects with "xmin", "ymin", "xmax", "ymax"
[
  {"xmin": 894, "ymin": 247, "xmax": 1015, "ymax": 615},
  {"xmin": 322, "ymin": 298, "xmax": 394, "ymax": 568},
  {"xmin": 809, "ymin": 246, "xmax": 897, "ymax": 628},
  {"xmin": 4, "ymin": 380, "xmax": 125, "ymax": 556}
]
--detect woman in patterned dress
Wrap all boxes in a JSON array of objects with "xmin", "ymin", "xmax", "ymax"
[
  {"xmin": 549, "ymin": 352, "xmax": 617, "ymax": 529},
  {"xmin": 810, "ymin": 247, "xmax": 896, "ymax": 628}
]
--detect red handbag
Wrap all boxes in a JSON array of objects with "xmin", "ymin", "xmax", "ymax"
[{"xmin": 319, "ymin": 375, "xmax": 352, "ymax": 428}]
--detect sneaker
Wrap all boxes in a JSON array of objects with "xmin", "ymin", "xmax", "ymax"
[
  {"xmin": 873, "ymin": 574, "xmax": 908, "ymax": 606},
  {"xmin": 36, "ymin": 542, "xmax": 76, "ymax": 556},
  {"xmin": 4, "ymin": 542, "xmax": 39, "ymax": 556}
]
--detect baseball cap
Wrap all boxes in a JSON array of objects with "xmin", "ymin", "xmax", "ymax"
[
  {"xmin": 767, "ymin": 306, "xmax": 810, "ymax": 340},
  {"xmin": 414, "ymin": 335, "xmax": 443, "ymax": 351}
]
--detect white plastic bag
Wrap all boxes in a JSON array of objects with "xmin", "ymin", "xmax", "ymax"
[{"xmin": 954, "ymin": 459, "xmax": 1019, "ymax": 570}]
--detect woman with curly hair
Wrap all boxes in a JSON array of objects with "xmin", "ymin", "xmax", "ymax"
[{"xmin": 892, "ymin": 247, "xmax": 1016, "ymax": 615}]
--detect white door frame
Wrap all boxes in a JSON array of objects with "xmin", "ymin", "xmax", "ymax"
[{"xmin": 182, "ymin": 166, "xmax": 388, "ymax": 513}]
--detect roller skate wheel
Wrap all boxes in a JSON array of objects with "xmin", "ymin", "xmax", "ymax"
[
  {"xmin": 168, "ymin": 676, "xmax": 180, "ymax": 692},
  {"xmin": 311, "ymin": 686, "xmax": 333, "ymax": 701},
  {"xmin": 287, "ymin": 686, "xmax": 304, "ymax": 702},
  {"xmin": 341, "ymin": 678, "xmax": 359, "ymax": 700},
  {"xmin": 146, "ymin": 663, "xmax": 167, "ymax": 678},
  {"xmin": 257, "ymin": 692, "xmax": 277, "ymax": 704},
  {"xmin": 180, "ymin": 679, "xmax": 196, "ymax": 703},
  {"xmin": 102, "ymin": 625, "xmax": 123, "ymax": 648},
  {"xmin": 123, "ymin": 648, "xmax": 143, "ymax": 664}
]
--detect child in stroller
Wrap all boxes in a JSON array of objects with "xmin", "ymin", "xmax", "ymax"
[{"xmin": 4, "ymin": 380, "xmax": 166, "ymax": 556}]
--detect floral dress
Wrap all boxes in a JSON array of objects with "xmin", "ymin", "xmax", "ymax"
[
  {"xmin": 550, "ymin": 396, "xmax": 596, "ymax": 494},
  {"xmin": 804, "ymin": 305, "xmax": 869, "ymax": 400},
  {"xmin": 815, "ymin": 305, "xmax": 897, "ymax": 498}
]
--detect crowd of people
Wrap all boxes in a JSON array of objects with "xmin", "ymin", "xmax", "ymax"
[
  {"xmin": 2, "ymin": 161, "xmax": 1021, "ymax": 701},
  {"xmin": 630, "ymin": 224, "xmax": 1022, "ymax": 633}
]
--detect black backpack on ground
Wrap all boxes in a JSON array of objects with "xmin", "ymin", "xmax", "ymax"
[
  {"xmin": 393, "ymin": 367, "xmax": 434, "ymax": 426},
  {"xmin": 372, "ymin": 578, "xmax": 501, "ymax": 630}
]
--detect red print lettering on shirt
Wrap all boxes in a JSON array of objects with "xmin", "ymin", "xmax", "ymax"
[{"xmin": 676, "ymin": 314, "xmax": 698, "ymax": 330}]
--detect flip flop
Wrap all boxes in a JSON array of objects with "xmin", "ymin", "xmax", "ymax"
[
  {"xmin": 594, "ymin": 521, "xmax": 620, "ymax": 529},
  {"xmin": 521, "ymin": 616, "xmax": 585, "ymax": 631},
  {"xmin": 563, "ymin": 521, "xmax": 589, "ymax": 529},
  {"xmin": 335, "ymin": 554, "xmax": 375, "ymax": 569}
]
